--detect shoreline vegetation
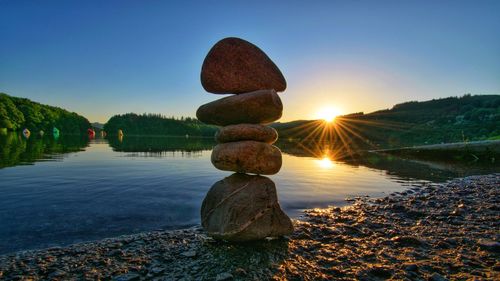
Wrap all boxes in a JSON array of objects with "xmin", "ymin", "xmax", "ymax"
[
  {"xmin": 0, "ymin": 173, "xmax": 498, "ymax": 280},
  {"xmin": 103, "ymin": 113, "xmax": 218, "ymax": 137},
  {"xmin": 0, "ymin": 93, "xmax": 90, "ymax": 135},
  {"xmin": 2, "ymin": 93, "xmax": 499, "ymax": 150}
]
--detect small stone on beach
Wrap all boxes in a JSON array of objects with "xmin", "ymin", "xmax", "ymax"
[
  {"xmin": 180, "ymin": 250, "xmax": 197, "ymax": 258},
  {"xmin": 215, "ymin": 272, "xmax": 234, "ymax": 281}
]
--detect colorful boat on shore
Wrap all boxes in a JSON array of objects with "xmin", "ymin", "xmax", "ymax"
[
  {"xmin": 87, "ymin": 129, "xmax": 96, "ymax": 138},
  {"xmin": 53, "ymin": 127, "xmax": 60, "ymax": 139},
  {"xmin": 22, "ymin": 128, "xmax": 31, "ymax": 139}
]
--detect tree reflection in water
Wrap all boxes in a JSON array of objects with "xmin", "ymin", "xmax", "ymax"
[{"xmin": 0, "ymin": 132, "xmax": 89, "ymax": 169}]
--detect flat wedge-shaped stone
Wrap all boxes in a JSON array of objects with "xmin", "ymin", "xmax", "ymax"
[
  {"xmin": 201, "ymin": 37, "xmax": 286, "ymax": 94},
  {"xmin": 216, "ymin": 124, "xmax": 278, "ymax": 144},
  {"xmin": 196, "ymin": 89, "xmax": 282, "ymax": 126},
  {"xmin": 201, "ymin": 173, "xmax": 293, "ymax": 241},
  {"xmin": 211, "ymin": 141, "xmax": 282, "ymax": 175}
]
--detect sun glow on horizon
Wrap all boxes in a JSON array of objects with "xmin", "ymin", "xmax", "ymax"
[
  {"xmin": 315, "ymin": 106, "xmax": 343, "ymax": 123},
  {"xmin": 316, "ymin": 156, "xmax": 335, "ymax": 169}
]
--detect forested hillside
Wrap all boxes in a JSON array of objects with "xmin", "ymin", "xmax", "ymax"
[
  {"xmin": 0, "ymin": 93, "xmax": 91, "ymax": 134},
  {"xmin": 104, "ymin": 113, "xmax": 218, "ymax": 136},
  {"xmin": 273, "ymin": 95, "xmax": 500, "ymax": 148}
]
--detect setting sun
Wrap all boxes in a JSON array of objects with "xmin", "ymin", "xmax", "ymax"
[
  {"xmin": 315, "ymin": 107, "xmax": 342, "ymax": 123},
  {"xmin": 315, "ymin": 156, "xmax": 335, "ymax": 169}
]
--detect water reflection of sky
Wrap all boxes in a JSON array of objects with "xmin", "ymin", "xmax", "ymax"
[{"xmin": 0, "ymin": 135, "xmax": 497, "ymax": 254}]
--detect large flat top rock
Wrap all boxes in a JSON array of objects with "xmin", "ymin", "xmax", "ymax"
[{"xmin": 201, "ymin": 37, "xmax": 286, "ymax": 94}]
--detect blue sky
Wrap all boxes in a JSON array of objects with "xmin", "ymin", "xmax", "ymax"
[{"xmin": 1, "ymin": 0, "xmax": 499, "ymax": 122}]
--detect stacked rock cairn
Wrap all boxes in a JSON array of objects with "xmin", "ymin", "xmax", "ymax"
[{"xmin": 197, "ymin": 37, "xmax": 294, "ymax": 241}]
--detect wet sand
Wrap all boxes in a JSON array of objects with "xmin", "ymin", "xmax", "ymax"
[{"xmin": 1, "ymin": 174, "xmax": 499, "ymax": 280}]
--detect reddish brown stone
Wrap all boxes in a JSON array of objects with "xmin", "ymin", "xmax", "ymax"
[
  {"xmin": 211, "ymin": 141, "xmax": 282, "ymax": 175},
  {"xmin": 215, "ymin": 124, "xmax": 278, "ymax": 144},
  {"xmin": 201, "ymin": 37, "xmax": 286, "ymax": 94},
  {"xmin": 196, "ymin": 89, "xmax": 283, "ymax": 126},
  {"xmin": 201, "ymin": 173, "xmax": 293, "ymax": 241}
]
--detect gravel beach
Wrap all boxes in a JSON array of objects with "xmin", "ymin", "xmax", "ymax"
[{"xmin": 1, "ymin": 174, "xmax": 498, "ymax": 280}]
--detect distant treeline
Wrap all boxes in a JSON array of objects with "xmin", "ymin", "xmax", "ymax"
[
  {"xmin": 273, "ymin": 94, "xmax": 500, "ymax": 148},
  {"xmin": 3, "ymin": 92, "xmax": 498, "ymax": 149},
  {"xmin": 0, "ymin": 93, "xmax": 91, "ymax": 134},
  {"xmin": 104, "ymin": 113, "xmax": 218, "ymax": 137}
]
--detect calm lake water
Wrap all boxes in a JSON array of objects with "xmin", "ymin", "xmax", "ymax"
[{"xmin": 0, "ymin": 133, "xmax": 496, "ymax": 254}]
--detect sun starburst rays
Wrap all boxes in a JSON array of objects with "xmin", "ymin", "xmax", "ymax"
[{"xmin": 279, "ymin": 115, "xmax": 408, "ymax": 164}]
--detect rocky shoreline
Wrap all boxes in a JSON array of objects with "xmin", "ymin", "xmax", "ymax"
[{"xmin": 1, "ymin": 174, "xmax": 499, "ymax": 280}]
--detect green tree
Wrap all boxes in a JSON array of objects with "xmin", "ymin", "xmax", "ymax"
[
  {"xmin": 0, "ymin": 93, "xmax": 91, "ymax": 134},
  {"xmin": 0, "ymin": 94, "xmax": 25, "ymax": 130},
  {"xmin": 103, "ymin": 113, "xmax": 218, "ymax": 137}
]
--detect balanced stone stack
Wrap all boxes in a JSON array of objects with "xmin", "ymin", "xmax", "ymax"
[{"xmin": 197, "ymin": 37, "xmax": 293, "ymax": 241}]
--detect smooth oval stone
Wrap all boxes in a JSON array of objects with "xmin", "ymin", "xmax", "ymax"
[
  {"xmin": 211, "ymin": 141, "xmax": 282, "ymax": 175},
  {"xmin": 201, "ymin": 37, "xmax": 287, "ymax": 94},
  {"xmin": 215, "ymin": 124, "xmax": 278, "ymax": 144},
  {"xmin": 196, "ymin": 89, "xmax": 283, "ymax": 126},
  {"xmin": 201, "ymin": 173, "xmax": 293, "ymax": 241}
]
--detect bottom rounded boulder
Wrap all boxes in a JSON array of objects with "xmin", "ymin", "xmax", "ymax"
[{"xmin": 201, "ymin": 173, "xmax": 293, "ymax": 241}]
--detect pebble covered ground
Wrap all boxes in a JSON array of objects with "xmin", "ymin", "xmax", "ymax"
[{"xmin": 0, "ymin": 174, "xmax": 498, "ymax": 280}]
